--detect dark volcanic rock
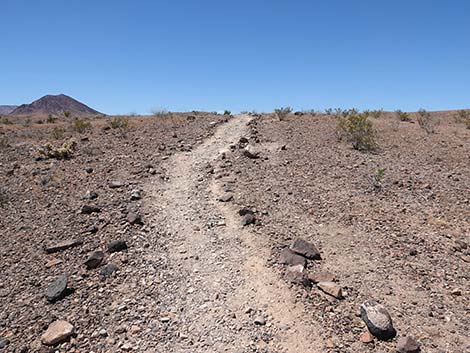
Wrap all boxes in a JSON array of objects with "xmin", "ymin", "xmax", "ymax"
[
  {"xmin": 285, "ymin": 265, "xmax": 311, "ymax": 287},
  {"xmin": 279, "ymin": 248, "xmax": 307, "ymax": 267},
  {"xmin": 84, "ymin": 251, "xmax": 104, "ymax": 270},
  {"xmin": 45, "ymin": 275, "xmax": 69, "ymax": 303},
  {"xmin": 290, "ymin": 238, "xmax": 321, "ymax": 260},
  {"xmin": 100, "ymin": 263, "xmax": 119, "ymax": 277},
  {"xmin": 10, "ymin": 94, "xmax": 101, "ymax": 116},
  {"xmin": 81, "ymin": 205, "xmax": 101, "ymax": 214},
  {"xmin": 241, "ymin": 213, "xmax": 255, "ymax": 226},
  {"xmin": 126, "ymin": 212, "xmax": 143, "ymax": 225},
  {"xmin": 361, "ymin": 300, "xmax": 397, "ymax": 340},
  {"xmin": 238, "ymin": 207, "xmax": 254, "ymax": 216},
  {"xmin": 396, "ymin": 336, "xmax": 421, "ymax": 352},
  {"xmin": 44, "ymin": 239, "xmax": 83, "ymax": 254},
  {"xmin": 107, "ymin": 240, "xmax": 128, "ymax": 253}
]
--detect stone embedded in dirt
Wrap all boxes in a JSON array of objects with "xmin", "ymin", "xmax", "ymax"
[
  {"xmin": 290, "ymin": 238, "xmax": 321, "ymax": 260},
  {"xmin": 126, "ymin": 211, "xmax": 143, "ymax": 225},
  {"xmin": 396, "ymin": 336, "xmax": 421, "ymax": 353},
  {"xmin": 130, "ymin": 189, "xmax": 142, "ymax": 201},
  {"xmin": 285, "ymin": 264, "xmax": 311, "ymax": 287},
  {"xmin": 100, "ymin": 263, "xmax": 118, "ymax": 277},
  {"xmin": 85, "ymin": 190, "xmax": 98, "ymax": 200},
  {"xmin": 360, "ymin": 331, "xmax": 374, "ymax": 343},
  {"xmin": 109, "ymin": 180, "xmax": 124, "ymax": 189},
  {"xmin": 317, "ymin": 282, "xmax": 343, "ymax": 299},
  {"xmin": 243, "ymin": 145, "xmax": 260, "ymax": 159},
  {"xmin": 44, "ymin": 239, "xmax": 83, "ymax": 254},
  {"xmin": 238, "ymin": 207, "xmax": 254, "ymax": 216},
  {"xmin": 253, "ymin": 315, "xmax": 266, "ymax": 325},
  {"xmin": 41, "ymin": 320, "xmax": 74, "ymax": 346},
  {"xmin": 279, "ymin": 248, "xmax": 307, "ymax": 267},
  {"xmin": 84, "ymin": 250, "xmax": 104, "ymax": 270},
  {"xmin": 45, "ymin": 275, "xmax": 69, "ymax": 303},
  {"xmin": 81, "ymin": 204, "xmax": 101, "ymax": 214},
  {"xmin": 85, "ymin": 167, "xmax": 93, "ymax": 174},
  {"xmin": 360, "ymin": 300, "xmax": 397, "ymax": 340},
  {"xmin": 241, "ymin": 213, "xmax": 255, "ymax": 226},
  {"xmin": 218, "ymin": 193, "xmax": 234, "ymax": 202},
  {"xmin": 309, "ymin": 271, "xmax": 336, "ymax": 283},
  {"xmin": 107, "ymin": 240, "xmax": 128, "ymax": 253},
  {"xmin": 0, "ymin": 337, "xmax": 9, "ymax": 349},
  {"xmin": 46, "ymin": 258, "xmax": 63, "ymax": 268}
]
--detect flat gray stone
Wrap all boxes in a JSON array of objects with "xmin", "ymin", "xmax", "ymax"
[{"xmin": 45, "ymin": 275, "xmax": 68, "ymax": 303}]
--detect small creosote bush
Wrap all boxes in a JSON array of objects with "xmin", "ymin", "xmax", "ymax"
[
  {"xmin": 337, "ymin": 114, "xmax": 377, "ymax": 151},
  {"xmin": 51, "ymin": 127, "xmax": 65, "ymax": 140},
  {"xmin": 395, "ymin": 110, "xmax": 411, "ymax": 122},
  {"xmin": 152, "ymin": 108, "xmax": 173, "ymax": 119},
  {"xmin": 47, "ymin": 115, "xmax": 57, "ymax": 123},
  {"xmin": 455, "ymin": 110, "xmax": 470, "ymax": 129},
  {"xmin": 110, "ymin": 116, "xmax": 129, "ymax": 129},
  {"xmin": 371, "ymin": 109, "xmax": 384, "ymax": 119},
  {"xmin": 223, "ymin": 110, "xmax": 231, "ymax": 116},
  {"xmin": 274, "ymin": 107, "xmax": 292, "ymax": 121},
  {"xmin": 63, "ymin": 111, "xmax": 71, "ymax": 118},
  {"xmin": 0, "ymin": 117, "xmax": 12, "ymax": 125},
  {"xmin": 72, "ymin": 118, "xmax": 91, "ymax": 133},
  {"xmin": 417, "ymin": 109, "xmax": 435, "ymax": 134},
  {"xmin": 370, "ymin": 167, "xmax": 386, "ymax": 190}
]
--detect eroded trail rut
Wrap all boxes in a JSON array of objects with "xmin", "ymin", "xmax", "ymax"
[{"xmin": 145, "ymin": 115, "xmax": 323, "ymax": 352}]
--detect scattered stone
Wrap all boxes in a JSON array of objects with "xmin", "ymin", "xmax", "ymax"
[
  {"xmin": 85, "ymin": 167, "xmax": 93, "ymax": 173},
  {"xmin": 290, "ymin": 238, "xmax": 321, "ymax": 260},
  {"xmin": 130, "ymin": 189, "xmax": 142, "ymax": 201},
  {"xmin": 45, "ymin": 275, "xmax": 69, "ymax": 303},
  {"xmin": 279, "ymin": 248, "xmax": 307, "ymax": 267},
  {"xmin": 41, "ymin": 320, "xmax": 74, "ymax": 346},
  {"xmin": 81, "ymin": 204, "xmax": 101, "ymax": 214},
  {"xmin": 219, "ymin": 193, "xmax": 234, "ymax": 202},
  {"xmin": 238, "ymin": 207, "xmax": 254, "ymax": 216},
  {"xmin": 285, "ymin": 264, "xmax": 311, "ymax": 287},
  {"xmin": 241, "ymin": 213, "xmax": 255, "ymax": 226},
  {"xmin": 109, "ymin": 180, "xmax": 124, "ymax": 189},
  {"xmin": 44, "ymin": 239, "xmax": 83, "ymax": 254},
  {"xmin": 309, "ymin": 271, "xmax": 336, "ymax": 283},
  {"xmin": 100, "ymin": 263, "xmax": 119, "ymax": 277},
  {"xmin": 317, "ymin": 282, "xmax": 343, "ymax": 299},
  {"xmin": 126, "ymin": 212, "xmax": 143, "ymax": 225},
  {"xmin": 360, "ymin": 331, "xmax": 374, "ymax": 344},
  {"xmin": 451, "ymin": 288, "xmax": 462, "ymax": 296},
  {"xmin": 85, "ymin": 190, "xmax": 98, "ymax": 200},
  {"xmin": 84, "ymin": 251, "xmax": 104, "ymax": 270},
  {"xmin": 361, "ymin": 300, "xmax": 397, "ymax": 340},
  {"xmin": 254, "ymin": 315, "xmax": 266, "ymax": 325},
  {"xmin": 0, "ymin": 338, "xmax": 8, "ymax": 349},
  {"xmin": 46, "ymin": 258, "xmax": 63, "ymax": 268},
  {"xmin": 396, "ymin": 336, "xmax": 421, "ymax": 353},
  {"xmin": 107, "ymin": 240, "xmax": 128, "ymax": 253},
  {"xmin": 243, "ymin": 145, "xmax": 260, "ymax": 159}
]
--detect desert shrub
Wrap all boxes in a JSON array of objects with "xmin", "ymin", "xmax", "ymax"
[
  {"xmin": 454, "ymin": 110, "xmax": 470, "ymax": 129},
  {"xmin": 63, "ymin": 111, "xmax": 71, "ymax": 118},
  {"xmin": 223, "ymin": 110, "xmax": 231, "ymax": 115},
  {"xmin": 39, "ymin": 139, "xmax": 77, "ymax": 159},
  {"xmin": 369, "ymin": 168, "xmax": 386, "ymax": 191},
  {"xmin": 371, "ymin": 109, "xmax": 384, "ymax": 119},
  {"xmin": 110, "ymin": 116, "xmax": 129, "ymax": 129},
  {"xmin": 24, "ymin": 118, "xmax": 31, "ymax": 127},
  {"xmin": 47, "ymin": 115, "xmax": 57, "ymax": 123},
  {"xmin": 417, "ymin": 109, "xmax": 434, "ymax": 134},
  {"xmin": 337, "ymin": 114, "xmax": 377, "ymax": 151},
  {"xmin": 0, "ymin": 117, "xmax": 12, "ymax": 125},
  {"xmin": 324, "ymin": 108, "xmax": 333, "ymax": 115},
  {"xmin": 0, "ymin": 136, "xmax": 9, "ymax": 148},
  {"xmin": 72, "ymin": 118, "xmax": 91, "ymax": 133},
  {"xmin": 395, "ymin": 110, "xmax": 411, "ymax": 122},
  {"xmin": 51, "ymin": 127, "xmax": 65, "ymax": 140},
  {"xmin": 274, "ymin": 107, "xmax": 292, "ymax": 121},
  {"xmin": 152, "ymin": 108, "xmax": 173, "ymax": 119}
]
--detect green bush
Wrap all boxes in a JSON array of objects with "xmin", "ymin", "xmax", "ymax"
[
  {"xmin": 47, "ymin": 115, "xmax": 57, "ymax": 123},
  {"xmin": 63, "ymin": 111, "xmax": 71, "ymax": 118},
  {"xmin": 39, "ymin": 139, "xmax": 77, "ymax": 159},
  {"xmin": 223, "ymin": 110, "xmax": 231, "ymax": 115},
  {"xmin": 395, "ymin": 110, "xmax": 410, "ymax": 122},
  {"xmin": 110, "ymin": 116, "xmax": 129, "ymax": 129},
  {"xmin": 337, "ymin": 114, "xmax": 377, "ymax": 151},
  {"xmin": 51, "ymin": 127, "xmax": 65, "ymax": 140},
  {"xmin": 72, "ymin": 118, "xmax": 91, "ymax": 133},
  {"xmin": 417, "ymin": 109, "xmax": 434, "ymax": 134},
  {"xmin": 274, "ymin": 107, "xmax": 292, "ymax": 121},
  {"xmin": 0, "ymin": 117, "xmax": 12, "ymax": 125}
]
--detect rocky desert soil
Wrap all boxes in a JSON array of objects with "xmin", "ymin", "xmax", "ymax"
[{"xmin": 0, "ymin": 111, "xmax": 468, "ymax": 352}]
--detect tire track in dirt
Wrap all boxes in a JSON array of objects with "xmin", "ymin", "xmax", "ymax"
[{"xmin": 146, "ymin": 115, "xmax": 323, "ymax": 352}]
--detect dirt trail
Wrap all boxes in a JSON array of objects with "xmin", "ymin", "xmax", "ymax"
[{"xmin": 145, "ymin": 115, "xmax": 324, "ymax": 352}]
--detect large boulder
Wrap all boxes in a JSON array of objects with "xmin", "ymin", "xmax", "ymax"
[{"xmin": 360, "ymin": 300, "xmax": 397, "ymax": 340}]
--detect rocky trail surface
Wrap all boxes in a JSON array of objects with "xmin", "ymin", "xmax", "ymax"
[{"xmin": 143, "ymin": 114, "xmax": 323, "ymax": 352}]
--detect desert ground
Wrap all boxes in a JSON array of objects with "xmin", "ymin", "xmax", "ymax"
[{"xmin": 0, "ymin": 110, "xmax": 468, "ymax": 352}]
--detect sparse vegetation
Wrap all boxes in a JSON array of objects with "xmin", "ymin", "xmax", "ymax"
[
  {"xmin": 47, "ymin": 114, "xmax": 57, "ymax": 123},
  {"xmin": 324, "ymin": 108, "xmax": 333, "ymax": 115},
  {"xmin": 0, "ymin": 117, "xmax": 12, "ymax": 125},
  {"xmin": 274, "ymin": 107, "xmax": 292, "ymax": 121},
  {"xmin": 63, "ymin": 111, "xmax": 71, "ymax": 118},
  {"xmin": 454, "ymin": 110, "xmax": 470, "ymax": 129},
  {"xmin": 72, "ymin": 118, "xmax": 91, "ymax": 133},
  {"xmin": 369, "ymin": 167, "xmax": 386, "ymax": 191},
  {"xmin": 0, "ymin": 135, "xmax": 9, "ymax": 149},
  {"xmin": 51, "ymin": 127, "xmax": 66, "ymax": 140},
  {"xmin": 337, "ymin": 113, "xmax": 377, "ymax": 151},
  {"xmin": 152, "ymin": 108, "xmax": 173, "ymax": 119},
  {"xmin": 417, "ymin": 109, "xmax": 435, "ymax": 134},
  {"xmin": 110, "ymin": 116, "xmax": 129, "ymax": 129},
  {"xmin": 224, "ymin": 110, "xmax": 231, "ymax": 116},
  {"xmin": 395, "ymin": 109, "xmax": 411, "ymax": 122},
  {"xmin": 371, "ymin": 109, "xmax": 384, "ymax": 119},
  {"xmin": 39, "ymin": 139, "xmax": 77, "ymax": 159}
]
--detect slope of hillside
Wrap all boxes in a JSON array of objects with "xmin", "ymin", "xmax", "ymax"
[
  {"xmin": 9, "ymin": 94, "xmax": 101, "ymax": 116},
  {"xmin": 0, "ymin": 105, "xmax": 18, "ymax": 115}
]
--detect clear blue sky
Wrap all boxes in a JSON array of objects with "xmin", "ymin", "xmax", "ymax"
[{"xmin": 2, "ymin": 0, "xmax": 469, "ymax": 114}]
